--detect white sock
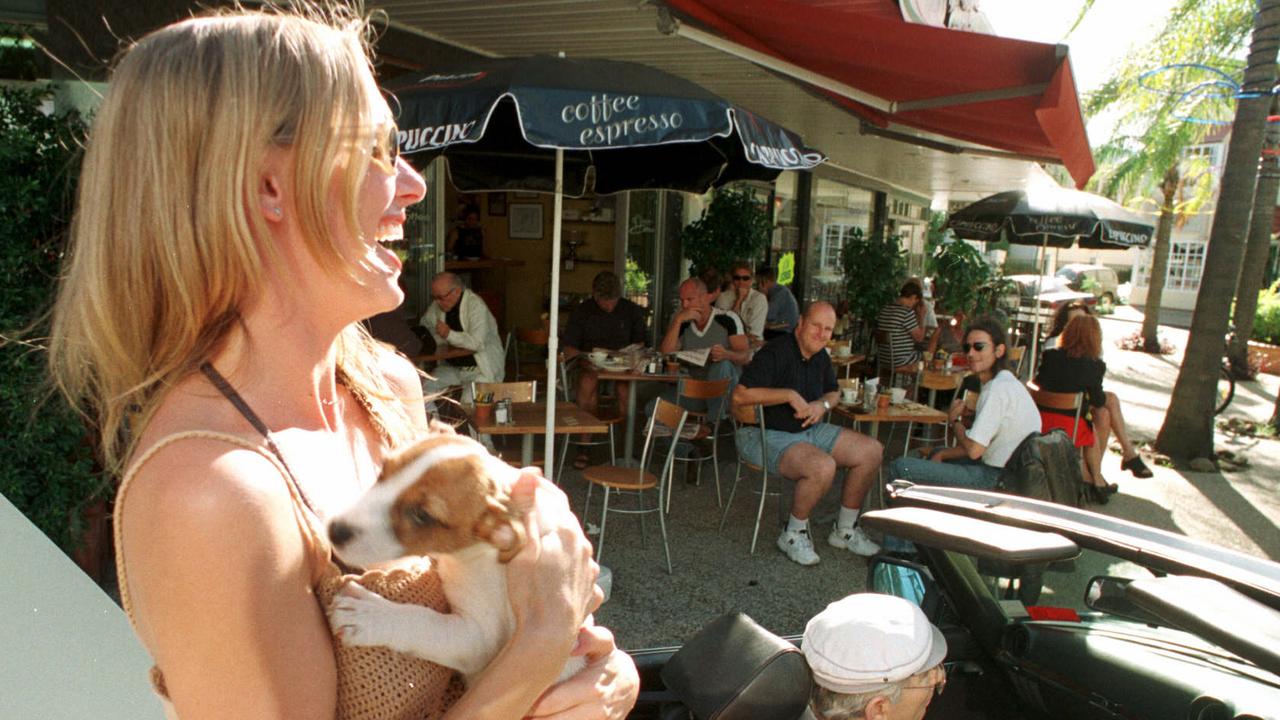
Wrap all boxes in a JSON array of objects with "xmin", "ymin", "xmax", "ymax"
[
  {"xmin": 837, "ymin": 506, "xmax": 860, "ymax": 530},
  {"xmin": 787, "ymin": 515, "xmax": 809, "ymax": 533}
]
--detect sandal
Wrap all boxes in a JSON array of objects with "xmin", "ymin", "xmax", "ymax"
[
  {"xmin": 1121, "ymin": 455, "xmax": 1153, "ymax": 479},
  {"xmin": 1086, "ymin": 484, "xmax": 1110, "ymax": 505},
  {"xmin": 572, "ymin": 453, "xmax": 590, "ymax": 470}
]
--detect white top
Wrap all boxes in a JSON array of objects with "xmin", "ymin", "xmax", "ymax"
[
  {"xmin": 968, "ymin": 370, "xmax": 1040, "ymax": 468},
  {"xmin": 714, "ymin": 287, "xmax": 768, "ymax": 339},
  {"xmin": 420, "ymin": 288, "xmax": 505, "ymax": 384}
]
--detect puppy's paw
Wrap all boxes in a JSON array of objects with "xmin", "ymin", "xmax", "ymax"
[{"xmin": 328, "ymin": 582, "xmax": 402, "ymax": 648}]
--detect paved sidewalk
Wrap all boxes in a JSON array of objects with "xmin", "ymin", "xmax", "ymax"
[
  {"xmin": 578, "ymin": 309, "xmax": 1280, "ymax": 650},
  {"xmin": 1094, "ymin": 311, "xmax": 1280, "ymax": 563}
]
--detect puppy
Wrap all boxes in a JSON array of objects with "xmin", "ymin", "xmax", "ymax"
[{"xmin": 326, "ymin": 432, "xmax": 586, "ymax": 685}]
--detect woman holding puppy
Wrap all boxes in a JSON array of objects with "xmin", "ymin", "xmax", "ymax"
[{"xmin": 48, "ymin": 7, "xmax": 635, "ymax": 719}]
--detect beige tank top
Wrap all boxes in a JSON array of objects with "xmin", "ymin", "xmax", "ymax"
[{"xmin": 116, "ymin": 426, "xmax": 464, "ymax": 719}]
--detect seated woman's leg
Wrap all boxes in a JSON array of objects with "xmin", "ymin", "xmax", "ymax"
[{"xmin": 1103, "ymin": 391, "xmax": 1137, "ymax": 458}]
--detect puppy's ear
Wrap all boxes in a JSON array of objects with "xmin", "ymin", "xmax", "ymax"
[{"xmin": 473, "ymin": 494, "xmax": 527, "ymax": 563}]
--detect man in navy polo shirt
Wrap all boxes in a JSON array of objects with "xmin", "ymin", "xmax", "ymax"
[{"xmin": 733, "ymin": 302, "xmax": 883, "ymax": 566}]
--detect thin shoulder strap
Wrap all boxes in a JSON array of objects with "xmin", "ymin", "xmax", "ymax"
[
  {"xmin": 198, "ymin": 362, "xmax": 314, "ymax": 509},
  {"xmin": 114, "ymin": 431, "xmax": 334, "ymax": 626}
]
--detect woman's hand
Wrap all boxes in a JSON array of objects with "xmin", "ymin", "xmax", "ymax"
[
  {"xmin": 526, "ymin": 626, "xmax": 640, "ymax": 719},
  {"xmin": 506, "ymin": 471, "xmax": 601, "ymax": 637}
]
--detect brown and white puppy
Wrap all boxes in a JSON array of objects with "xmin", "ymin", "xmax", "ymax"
[{"xmin": 326, "ymin": 432, "xmax": 585, "ymax": 684}]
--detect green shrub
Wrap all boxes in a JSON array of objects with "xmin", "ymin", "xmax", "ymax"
[
  {"xmin": 0, "ymin": 84, "xmax": 105, "ymax": 551},
  {"xmin": 678, "ymin": 188, "xmax": 771, "ymax": 279},
  {"xmin": 841, "ymin": 227, "xmax": 907, "ymax": 325},
  {"xmin": 1254, "ymin": 281, "xmax": 1280, "ymax": 346}
]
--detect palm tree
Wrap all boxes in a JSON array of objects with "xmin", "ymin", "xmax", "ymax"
[
  {"xmin": 1158, "ymin": 0, "xmax": 1280, "ymax": 459},
  {"xmin": 1227, "ymin": 93, "xmax": 1280, "ymax": 377},
  {"xmin": 1079, "ymin": 0, "xmax": 1252, "ymax": 352}
]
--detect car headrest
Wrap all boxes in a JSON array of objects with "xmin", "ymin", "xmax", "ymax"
[{"xmin": 660, "ymin": 612, "xmax": 812, "ymax": 720}]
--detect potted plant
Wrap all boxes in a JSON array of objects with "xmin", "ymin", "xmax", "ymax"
[
  {"xmin": 840, "ymin": 227, "xmax": 907, "ymax": 346},
  {"xmin": 678, "ymin": 187, "xmax": 771, "ymax": 279}
]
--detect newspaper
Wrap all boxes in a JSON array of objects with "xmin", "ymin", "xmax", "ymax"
[{"xmin": 675, "ymin": 347, "xmax": 710, "ymax": 367}]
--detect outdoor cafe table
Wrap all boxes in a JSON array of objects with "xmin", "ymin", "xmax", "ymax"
[
  {"xmin": 595, "ymin": 366, "xmax": 681, "ymax": 464},
  {"xmin": 832, "ymin": 400, "xmax": 948, "ymax": 445},
  {"xmin": 466, "ymin": 401, "xmax": 609, "ymax": 467},
  {"xmin": 411, "ymin": 344, "xmax": 475, "ymax": 367},
  {"xmin": 920, "ymin": 367, "xmax": 970, "ymax": 407},
  {"xmin": 829, "ymin": 352, "xmax": 868, "ymax": 379}
]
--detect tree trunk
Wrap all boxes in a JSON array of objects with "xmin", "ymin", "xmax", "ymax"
[
  {"xmin": 1157, "ymin": 0, "xmax": 1280, "ymax": 460},
  {"xmin": 1228, "ymin": 93, "xmax": 1280, "ymax": 378},
  {"xmin": 1141, "ymin": 165, "xmax": 1179, "ymax": 352}
]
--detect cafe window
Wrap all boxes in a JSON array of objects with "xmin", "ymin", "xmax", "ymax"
[
  {"xmin": 806, "ymin": 178, "xmax": 873, "ymax": 305},
  {"xmin": 1134, "ymin": 240, "xmax": 1205, "ymax": 292}
]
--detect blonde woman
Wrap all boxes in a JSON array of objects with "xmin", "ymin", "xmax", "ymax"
[{"xmin": 48, "ymin": 8, "xmax": 635, "ymax": 719}]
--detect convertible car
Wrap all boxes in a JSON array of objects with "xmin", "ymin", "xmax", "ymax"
[{"xmin": 626, "ymin": 484, "xmax": 1280, "ymax": 720}]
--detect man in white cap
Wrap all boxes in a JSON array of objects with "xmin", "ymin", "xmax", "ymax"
[{"xmin": 802, "ymin": 593, "xmax": 948, "ymax": 720}]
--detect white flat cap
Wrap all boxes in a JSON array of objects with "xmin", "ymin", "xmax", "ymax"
[{"xmin": 803, "ymin": 593, "xmax": 947, "ymax": 694}]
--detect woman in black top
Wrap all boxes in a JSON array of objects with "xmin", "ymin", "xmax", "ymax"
[{"xmin": 1036, "ymin": 315, "xmax": 1152, "ymax": 503}]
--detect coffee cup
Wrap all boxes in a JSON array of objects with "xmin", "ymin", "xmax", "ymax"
[
  {"xmin": 589, "ymin": 350, "xmax": 609, "ymax": 364},
  {"xmin": 835, "ymin": 344, "xmax": 851, "ymax": 358},
  {"xmin": 890, "ymin": 387, "xmax": 907, "ymax": 404},
  {"xmin": 841, "ymin": 388, "xmax": 858, "ymax": 405}
]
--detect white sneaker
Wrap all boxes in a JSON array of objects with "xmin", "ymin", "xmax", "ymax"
[
  {"xmin": 777, "ymin": 528, "xmax": 820, "ymax": 566},
  {"xmin": 828, "ymin": 526, "xmax": 881, "ymax": 557}
]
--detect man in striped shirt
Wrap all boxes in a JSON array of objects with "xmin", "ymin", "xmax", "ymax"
[{"xmin": 876, "ymin": 282, "xmax": 926, "ymax": 368}]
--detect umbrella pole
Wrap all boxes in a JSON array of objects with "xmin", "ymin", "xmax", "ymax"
[
  {"xmin": 1027, "ymin": 235, "xmax": 1048, "ymax": 380},
  {"xmin": 544, "ymin": 149, "xmax": 564, "ymax": 479}
]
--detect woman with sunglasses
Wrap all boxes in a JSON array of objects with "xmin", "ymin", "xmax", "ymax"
[
  {"xmin": 889, "ymin": 316, "xmax": 1041, "ymax": 491},
  {"xmin": 48, "ymin": 8, "xmax": 636, "ymax": 719},
  {"xmin": 714, "ymin": 260, "xmax": 769, "ymax": 344},
  {"xmin": 1044, "ymin": 300, "xmax": 1091, "ymax": 350}
]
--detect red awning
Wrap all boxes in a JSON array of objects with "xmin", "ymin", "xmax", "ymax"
[{"xmin": 664, "ymin": 0, "xmax": 1096, "ymax": 188}]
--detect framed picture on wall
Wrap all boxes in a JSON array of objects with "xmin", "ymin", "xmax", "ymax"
[
  {"xmin": 509, "ymin": 203, "xmax": 544, "ymax": 239},
  {"xmin": 488, "ymin": 193, "xmax": 507, "ymax": 216}
]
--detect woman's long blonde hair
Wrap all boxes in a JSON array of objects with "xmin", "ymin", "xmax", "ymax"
[{"xmin": 49, "ymin": 6, "xmax": 413, "ymax": 473}]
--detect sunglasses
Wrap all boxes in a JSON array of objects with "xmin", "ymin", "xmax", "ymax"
[
  {"xmin": 962, "ymin": 341, "xmax": 989, "ymax": 353},
  {"xmin": 733, "ymin": 275, "xmax": 752, "ymax": 281}
]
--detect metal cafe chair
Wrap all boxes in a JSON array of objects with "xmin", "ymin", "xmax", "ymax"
[
  {"xmin": 657, "ymin": 376, "xmax": 731, "ymax": 511},
  {"xmin": 554, "ymin": 355, "xmax": 620, "ymax": 485},
  {"xmin": 581, "ymin": 398, "xmax": 687, "ymax": 574},
  {"xmin": 719, "ymin": 403, "xmax": 786, "ymax": 555}
]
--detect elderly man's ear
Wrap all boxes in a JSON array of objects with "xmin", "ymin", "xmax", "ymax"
[{"xmin": 862, "ymin": 695, "xmax": 892, "ymax": 720}]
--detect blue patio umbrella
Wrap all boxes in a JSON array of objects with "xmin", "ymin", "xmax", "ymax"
[
  {"xmin": 946, "ymin": 186, "xmax": 1155, "ymax": 376},
  {"xmin": 388, "ymin": 56, "xmax": 824, "ymax": 476}
]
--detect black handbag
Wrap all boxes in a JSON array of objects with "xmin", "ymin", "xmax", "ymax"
[{"xmin": 659, "ymin": 612, "xmax": 812, "ymax": 720}]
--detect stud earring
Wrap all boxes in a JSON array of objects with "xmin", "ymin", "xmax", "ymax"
[{"xmin": 271, "ymin": 207, "xmax": 282, "ymax": 218}]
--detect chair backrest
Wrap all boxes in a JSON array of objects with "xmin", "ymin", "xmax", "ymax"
[
  {"xmin": 473, "ymin": 380, "xmax": 536, "ymax": 403},
  {"xmin": 730, "ymin": 403, "xmax": 769, "ymax": 473},
  {"xmin": 677, "ymin": 377, "xmax": 732, "ymax": 423},
  {"xmin": 1026, "ymin": 385, "xmax": 1083, "ymax": 442},
  {"xmin": 731, "ymin": 402, "xmax": 761, "ymax": 426},
  {"xmin": 874, "ymin": 327, "xmax": 918, "ymax": 387},
  {"xmin": 517, "ymin": 327, "xmax": 549, "ymax": 346},
  {"xmin": 639, "ymin": 399, "xmax": 689, "ymax": 482},
  {"xmin": 1027, "ymin": 387, "xmax": 1082, "ymax": 412},
  {"xmin": 1008, "ymin": 345, "xmax": 1027, "ymax": 375}
]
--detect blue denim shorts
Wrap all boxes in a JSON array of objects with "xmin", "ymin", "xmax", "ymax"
[{"xmin": 735, "ymin": 422, "xmax": 843, "ymax": 475}]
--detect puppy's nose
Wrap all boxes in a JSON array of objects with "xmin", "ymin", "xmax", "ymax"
[{"xmin": 328, "ymin": 520, "xmax": 357, "ymax": 546}]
